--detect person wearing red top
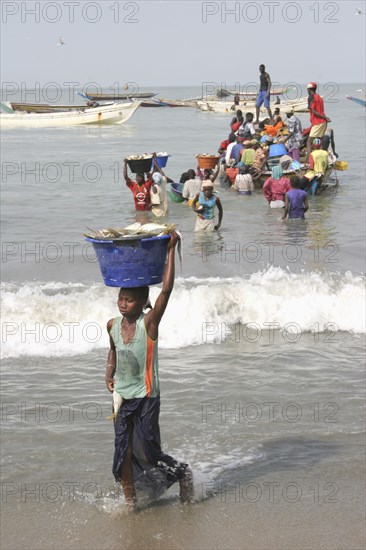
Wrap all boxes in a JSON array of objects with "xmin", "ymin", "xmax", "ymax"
[
  {"xmin": 225, "ymin": 161, "xmax": 239, "ymax": 185},
  {"xmin": 306, "ymin": 82, "xmax": 331, "ymax": 159},
  {"xmin": 123, "ymin": 158, "xmax": 154, "ymax": 211},
  {"xmin": 230, "ymin": 109, "xmax": 242, "ymax": 132}
]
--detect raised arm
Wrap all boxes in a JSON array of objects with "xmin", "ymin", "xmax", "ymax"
[
  {"xmin": 123, "ymin": 159, "xmax": 132, "ymax": 185},
  {"xmin": 152, "ymin": 155, "xmax": 163, "ymax": 175},
  {"xmin": 145, "ymin": 152, "xmax": 157, "ymax": 180},
  {"xmin": 153, "ymin": 159, "xmax": 173, "ymax": 183},
  {"xmin": 196, "ymin": 164, "xmax": 203, "ymax": 180},
  {"xmin": 105, "ymin": 319, "xmax": 116, "ymax": 392},
  {"xmin": 144, "ymin": 232, "xmax": 180, "ymax": 340},
  {"xmin": 211, "ymin": 163, "xmax": 220, "ymax": 183}
]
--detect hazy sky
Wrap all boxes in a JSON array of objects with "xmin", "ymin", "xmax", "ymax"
[{"xmin": 1, "ymin": 0, "xmax": 365, "ymax": 92}]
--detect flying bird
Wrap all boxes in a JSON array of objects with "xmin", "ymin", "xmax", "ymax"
[{"xmin": 57, "ymin": 36, "xmax": 65, "ymax": 46}]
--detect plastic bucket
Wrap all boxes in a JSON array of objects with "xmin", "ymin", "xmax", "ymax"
[
  {"xmin": 86, "ymin": 234, "xmax": 170, "ymax": 287},
  {"xmin": 155, "ymin": 155, "xmax": 171, "ymax": 168},
  {"xmin": 127, "ymin": 157, "xmax": 153, "ymax": 173},
  {"xmin": 269, "ymin": 143, "xmax": 288, "ymax": 158},
  {"xmin": 169, "ymin": 183, "xmax": 185, "ymax": 203}
]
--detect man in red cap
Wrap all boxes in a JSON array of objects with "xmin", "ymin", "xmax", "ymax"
[{"xmin": 306, "ymin": 82, "xmax": 331, "ymax": 159}]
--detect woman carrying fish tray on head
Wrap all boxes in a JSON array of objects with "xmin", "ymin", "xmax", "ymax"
[{"xmin": 105, "ymin": 231, "xmax": 194, "ymax": 510}]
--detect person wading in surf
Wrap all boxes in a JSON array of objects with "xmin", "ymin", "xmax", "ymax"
[{"xmin": 105, "ymin": 231, "xmax": 194, "ymax": 509}]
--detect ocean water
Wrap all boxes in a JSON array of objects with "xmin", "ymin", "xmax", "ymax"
[{"xmin": 1, "ymin": 84, "xmax": 365, "ymax": 549}]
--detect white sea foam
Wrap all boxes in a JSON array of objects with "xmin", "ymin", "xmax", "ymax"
[{"xmin": 1, "ymin": 268, "xmax": 365, "ymax": 358}]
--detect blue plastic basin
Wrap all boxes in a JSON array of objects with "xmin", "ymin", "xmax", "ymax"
[
  {"xmin": 155, "ymin": 155, "xmax": 171, "ymax": 168},
  {"xmin": 269, "ymin": 143, "xmax": 288, "ymax": 158},
  {"xmin": 86, "ymin": 234, "xmax": 170, "ymax": 287}
]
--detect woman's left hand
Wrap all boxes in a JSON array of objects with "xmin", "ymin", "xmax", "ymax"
[{"xmin": 168, "ymin": 230, "xmax": 180, "ymax": 249}]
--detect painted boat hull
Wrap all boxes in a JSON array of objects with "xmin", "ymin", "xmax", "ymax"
[
  {"xmin": 9, "ymin": 102, "xmax": 118, "ymax": 113},
  {"xmin": 255, "ymin": 164, "xmax": 337, "ymax": 191},
  {"xmin": 0, "ymin": 102, "xmax": 140, "ymax": 128},
  {"xmin": 346, "ymin": 95, "xmax": 366, "ymax": 107}
]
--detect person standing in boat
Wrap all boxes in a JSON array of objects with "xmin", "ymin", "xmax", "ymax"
[
  {"xmin": 282, "ymin": 111, "xmax": 303, "ymax": 162},
  {"xmin": 123, "ymin": 157, "xmax": 154, "ymax": 211},
  {"xmin": 306, "ymin": 82, "xmax": 331, "ymax": 159},
  {"xmin": 192, "ymin": 181, "xmax": 223, "ymax": 231},
  {"xmin": 255, "ymin": 64, "xmax": 273, "ymax": 125}
]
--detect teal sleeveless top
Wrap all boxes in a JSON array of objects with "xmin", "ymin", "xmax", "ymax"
[
  {"xmin": 110, "ymin": 314, "xmax": 159, "ymax": 399},
  {"xmin": 198, "ymin": 191, "xmax": 216, "ymax": 220}
]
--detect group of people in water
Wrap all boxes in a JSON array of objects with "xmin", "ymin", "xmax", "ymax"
[{"xmin": 124, "ymin": 74, "xmax": 336, "ymax": 229}]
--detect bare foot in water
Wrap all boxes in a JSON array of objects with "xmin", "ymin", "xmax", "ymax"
[
  {"xmin": 179, "ymin": 468, "xmax": 194, "ymax": 503},
  {"xmin": 123, "ymin": 499, "xmax": 138, "ymax": 513}
]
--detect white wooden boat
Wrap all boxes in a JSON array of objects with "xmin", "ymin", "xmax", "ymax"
[
  {"xmin": 85, "ymin": 92, "xmax": 157, "ymax": 101},
  {"xmin": 197, "ymin": 97, "xmax": 309, "ymax": 114},
  {"xmin": 228, "ymin": 87, "xmax": 289, "ymax": 96},
  {"xmin": 0, "ymin": 101, "xmax": 140, "ymax": 128}
]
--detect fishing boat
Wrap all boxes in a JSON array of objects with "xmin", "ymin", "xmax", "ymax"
[
  {"xmin": 254, "ymin": 161, "xmax": 339, "ymax": 192},
  {"xmin": 84, "ymin": 92, "xmax": 157, "ymax": 101},
  {"xmin": 156, "ymin": 98, "xmax": 199, "ymax": 108},
  {"xmin": 10, "ymin": 102, "xmax": 99, "ymax": 113},
  {"xmin": 228, "ymin": 87, "xmax": 289, "ymax": 96},
  {"xmin": 141, "ymin": 98, "xmax": 198, "ymax": 108},
  {"xmin": 197, "ymin": 96, "xmax": 309, "ymax": 114},
  {"xmin": 0, "ymin": 101, "xmax": 140, "ymax": 128},
  {"xmin": 346, "ymin": 95, "xmax": 366, "ymax": 107},
  {"xmin": 215, "ymin": 88, "xmax": 232, "ymax": 98},
  {"xmin": 140, "ymin": 99, "xmax": 170, "ymax": 107}
]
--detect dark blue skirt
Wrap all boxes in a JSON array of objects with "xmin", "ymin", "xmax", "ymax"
[{"xmin": 113, "ymin": 394, "xmax": 189, "ymax": 498}]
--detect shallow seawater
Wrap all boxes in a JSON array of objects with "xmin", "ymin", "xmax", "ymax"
[{"xmin": 1, "ymin": 84, "xmax": 365, "ymax": 549}]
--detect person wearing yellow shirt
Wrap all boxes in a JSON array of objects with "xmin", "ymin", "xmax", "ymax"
[
  {"xmin": 301, "ymin": 138, "xmax": 329, "ymax": 194},
  {"xmin": 240, "ymin": 140, "xmax": 255, "ymax": 167}
]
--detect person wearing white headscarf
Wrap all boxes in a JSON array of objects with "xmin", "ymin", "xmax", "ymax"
[{"xmin": 150, "ymin": 171, "xmax": 168, "ymax": 218}]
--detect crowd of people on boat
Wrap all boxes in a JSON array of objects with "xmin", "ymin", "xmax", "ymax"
[{"xmin": 123, "ymin": 70, "xmax": 337, "ymax": 229}]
